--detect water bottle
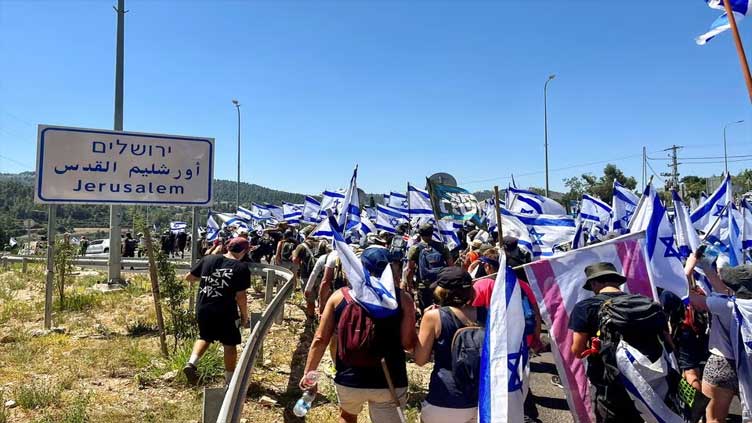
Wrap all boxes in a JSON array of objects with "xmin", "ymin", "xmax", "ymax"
[{"xmin": 293, "ymin": 371, "xmax": 320, "ymax": 418}]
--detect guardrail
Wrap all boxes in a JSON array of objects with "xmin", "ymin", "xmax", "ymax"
[
  {"xmin": 0, "ymin": 255, "xmax": 192, "ymax": 270},
  {"xmin": 213, "ymin": 263, "xmax": 297, "ymax": 423}
]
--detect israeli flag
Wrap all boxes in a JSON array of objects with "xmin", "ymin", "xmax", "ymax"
[
  {"xmin": 437, "ymin": 219, "xmax": 462, "ymax": 251},
  {"xmin": 580, "ymin": 194, "xmax": 612, "ymax": 237},
  {"xmin": 329, "ymin": 213, "xmax": 399, "ymax": 318},
  {"xmin": 170, "ymin": 221, "xmax": 188, "ymax": 233},
  {"xmin": 302, "ymin": 196, "xmax": 321, "ymax": 224},
  {"xmin": 408, "ymin": 183, "xmax": 434, "ymax": 226},
  {"xmin": 320, "ymin": 189, "xmax": 346, "ymax": 218},
  {"xmin": 383, "ymin": 193, "xmax": 390, "ymax": 206},
  {"xmin": 502, "ymin": 208, "xmax": 576, "ymax": 258},
  {"xmin": 691, "ymin": 174, "xmax": 732, "ymax": 235},
  {"xmin": 310, "ymin": 216, "xmax": 334, "ymax": 239},
  {"xmin": 725, "ymin": 203, "xmax": 744, "ymax": 266},
  {"xmin": 364, "ymin": 206, "xmax": 377, "ymax": 221},
  {"xmin": 615, "ymin": 342, "xmax": 684, "ymax": 423},
  {"xmin": 357, "ymin": 210, "xmax": 376, "ymax": 236},
  {"xmin": 697, "ymin": 0, "xmax": 752, "ymax": 45},
  {"xmin": 283, "ymin": 202, "xmax": 304, "ymax": 225},
  {"xmin": 337, "ymin": 166, "xmax": 361, "ymax": 232},
  {"xmin": 612, "ymin": 181, "xmax": 639, "ymax": 234},
  {"xmin": 479, "ymin": 254, "xmax": 529, "ymax": 423},
  {"xmin": 376, "ymin": 204, "xmax": 409, "ymax": 234},
  {"xmin": 264, "ymin": 204, "xmax": 283, "ymax": 221},
  {"xmin": 506, "ymin": 187, "xmax": 567, "ymax": 216},
  {"xmin": 742, "ymin": 199, "xmax": 752, "ymax": 250},
  {"xmin": 236, "ymin": 206, "xmax": 253, "ymax": 221},
  {"xmin": 731, "ymin": 297, "xmax": 752, "ymax": 421},
  {"xmin": 571, "ymin": 219, "xmax": 587, "ymax": 250},
  {"xmin": 387, "ymin": 191, "xmax": 409, "ymax": 212},
  {"xmin": 634, "ymin": 183, "xmax": 688, "ymax": 300},
  {"xmin": 206, "ymin": 213, "xmax": 221, "ymax": 242},
  {"xmin": 250, "ymin": 203, "xmax": 273, "ymax": 221},
  {"xmin": 671, "ymin": 189, "xmax": 701, "ymax": 258}
]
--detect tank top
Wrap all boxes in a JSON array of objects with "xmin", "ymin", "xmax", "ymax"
[
  {"xmin": 425, "ymin": 306, "xmax": 485, "ymax": 409},
  {"xmin": 332, "ymin": 291, "xmax": 408, "ymax": 389}
]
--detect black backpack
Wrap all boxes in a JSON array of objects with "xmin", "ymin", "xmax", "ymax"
[
  {"xmin": 417, "ymin": 243, "xmax": 447, "ymax": 286},
  {"xmin": 281, "ymin": 240, "xmax": 297, "ymax": 262},
  {"xmin": 447, "ymin": 307, "xmax": 486, "ymax": 401},
  {"xmin": 596, "ymin": 294, "xmax": 670, "ymax": 384}
]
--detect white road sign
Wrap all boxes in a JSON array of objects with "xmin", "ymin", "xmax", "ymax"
[{"xmin": 35, "ymin": 125, "xmax": 214, "ymax": 205}]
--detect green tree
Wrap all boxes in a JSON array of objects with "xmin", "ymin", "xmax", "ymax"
[
  {"xmin": 680, "ymin": 175, "xmax": 706, "ymax": 200},
  {"xmin": 562, "ymin": 164, "xmax": 638, "ymax": 204}
]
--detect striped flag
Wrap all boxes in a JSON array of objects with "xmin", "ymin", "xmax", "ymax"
[
  {"xmin": 408, "ymin": 183, "xmax": 434, "ymax": 227},
  {"xmin": 524, "ymin": 232, "xmax": 656, "ymax": 423},
  {"xmin": 671, "ymin": 189, "xmax": 701, "ymax": 258},
  {"xmin": 507, "ymin": 187, "xmax": 567, "ymax": 216},
  {"xmin": 697, "ymin": 0, "xmax": 752, "ymax": 45},
  {"xmin": 282, "ymin": 202, "xmax": 304, "ymax": 225},
  {"xmin": 479, "ymin": 254, "xmax": 529, "ymax": 422},
  {"xmin": 376, "ymin": 204, "xmax": 409, "ymax": 233},
  {"xmin": 302, "ymin": 196, "xmax": 321, "ymax": 224}
]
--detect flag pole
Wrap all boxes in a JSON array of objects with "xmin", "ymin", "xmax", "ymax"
[
  {"xmin": 494, "ymin": 186, "xmax": 504, "ymax": 251},
  {"xmin": 721, "ymin": 0, "xmax": 752, "ymax": 103}
]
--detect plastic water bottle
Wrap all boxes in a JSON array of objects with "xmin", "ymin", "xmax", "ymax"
[
  {"xmin": 293, "ymin": 371, "xmax": 319, "ymax": 417},
  {"xmin": 702, "ymin": 242, "xmax": 722, "ymax": 265}
]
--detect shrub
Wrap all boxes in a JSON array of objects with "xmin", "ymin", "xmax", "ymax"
[
  {"xmin": 55, "ymin": 291, "xmax": 102, "ymax": 312},
  {"xmin": 13, "ymin": 379, "xmax": 61, "ymax": 409},
  {"xmin": 126, "ymin": 318, "xmax": 159, "ymax": 337},
  {"xmin": 169, "ymin": 341, "xmax": 224, "ymax": 386}
]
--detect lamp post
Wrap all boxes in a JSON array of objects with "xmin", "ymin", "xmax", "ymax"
[
  {"xmin": 544, "ymin": 74, "xmax": 556, "ymax": 197},
  {"xmin": 723, "ymin": 119, "xmax": 744, "ymax": 174},
  {"xmin": 232, "ymin": 99, "xmax": 241, "ymax": 211}
]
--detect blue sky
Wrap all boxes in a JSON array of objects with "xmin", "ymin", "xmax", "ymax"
[{"xmin": 1, "ymin": 0, "xmax": 751, "ymax": 196}]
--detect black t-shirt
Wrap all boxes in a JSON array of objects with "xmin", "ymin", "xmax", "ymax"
[{"xmin": 190, "ymin": 254, "xmax": 251, "ymax": 319}]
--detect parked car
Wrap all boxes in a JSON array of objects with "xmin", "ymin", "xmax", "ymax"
[{"xmin": 85, "ymin": 239, "xmax": 110, "ymax": 256}]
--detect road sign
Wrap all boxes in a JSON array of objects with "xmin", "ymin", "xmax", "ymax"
[
  {"xmin": 35, "ymin": 125, "xmax": 214, "ymax": 205},
  {"xmin": 23, "ymin": 219, "xmax": 35, "ymax": 228}
]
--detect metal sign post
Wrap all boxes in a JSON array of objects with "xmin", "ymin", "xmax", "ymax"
[{"xmin": 44, "ymin": 205, "xmax": 56, "ymax": 329}]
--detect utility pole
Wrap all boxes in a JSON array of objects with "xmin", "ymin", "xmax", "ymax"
[
  {"xmin": 642, "ymin": 146, "xmax": 647, "ymax": 191},
  {"xmin": 661, "ymin": 145, "xmax": 682, "ymax": 190},
  {"xmin": 543, "ymin": 74, "xmax": 555, "ymax": 197},
  {"xmin": 108, "ymin": 0, "xmax": 126, "ymax": 286}
]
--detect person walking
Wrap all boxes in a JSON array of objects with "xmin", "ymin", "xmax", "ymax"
[
  {"xmin": 300, "ymin": 247, "xmax": 416, "ymax": 423},
  {"xmin": 404, "ymin": 223, "xmax": 454, "ymax": 313},
  {"xmin": 182, "ymin": 237, "xmax": 251, "ymax": 386},
  {"xmin": 414, "ymin": 267, "xmax": 484, "ymax": 423}
]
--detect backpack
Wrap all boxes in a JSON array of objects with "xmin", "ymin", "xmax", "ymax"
[
  {"xmin": 447, "ymin": 307, "xmax": 486, "ymax": 399},
  {"xmin": 281, "ymin": 240, "xmax": 297, "ymax": 262},
  {"xmin": 417, "ymin": 243, "xmax": 447, "ymax": 286},
  {"xmin": 596, "ymin": 294, "xmax": 669, "ymax": 384},
  {"xmin": 298, "ymin": 243, "xmax": 316, "ymax": 279},
  {"xmin": 337, "ymin": 288, "xmax": 380, "ymax": 367},
  {"xmin": 521, "ymin": 292, "xmax": 536, "ymax": 336},
  {"xmin": 388, "ymin": 236, "xmax": 407, "ymax": 262}
]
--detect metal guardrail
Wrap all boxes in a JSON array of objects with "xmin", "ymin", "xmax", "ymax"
[
  {"xmin": 0, "ymin": 255, "xmax": 192, "ymax": 270},
  {"xmin": 215, "ymin": 263, "xmax": 296, "ymax": 423}
]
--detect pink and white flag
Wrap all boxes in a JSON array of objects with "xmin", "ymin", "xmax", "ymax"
[{"xmin": 523, "ymin": 231, "xmax": 656, "ymax": 423}]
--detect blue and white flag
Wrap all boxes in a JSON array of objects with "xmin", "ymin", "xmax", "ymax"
[
  {"xmin": 265, "ymin": 204, "xmax": 284, "ymax": 221},
  {"xmin": 236, "ymin": 206, "xmax": 253, "ymax": 221},
  {"xmin": 250, "ymin": 203, "xmax": 273, "ymax": 221},
  {"xmin": 357, "ymin": 210, "xmax": 376, "ymax": 236},
  {"xmin": 691, "ymin": 174, "xmax": 732, "ymax": 235},
  {"xmin": 571, "ymin": 219, "xmax": 587, "ymax": 250},
  {"xmin": 742, "ymin": 198, "xmax": 752, "ymax": 250},
  {"xmin": 479, "ymin": 254, "xmax": 529, "ymax": 423},
  {"xmin": 612, "ymin": 181, "xmax": 639, "ymax": 234},
  {"xmin": 507, "ymin": 187, "xmax": 567, "ymax": 216},
  {"xmin": 387, "ymin": 191, "xmax": 409, "ymax": 212},
  {"xmin": 329, "ymin": 213, "xmax": 399, "ymax": 318},
  {"xmin": 492, "ymin": 209, "xmax": 534, "ymax": 254},
  {"xmin": 364, "ymin": 206, "xmax": 377, "ymax": 221},
  {"xmin": 319, "ymin": 190, "xmax": 346, "ymax": 218},
  {"xmin": 337, "ymin": 166, "xmax": 361, "ymax": 232},
  {"xmin": 725, "ymin": 203, "xmax": 744, "ymax": 266},
  {"xmin": 376, "ymin": 204, "xmax": 409, "ymax": 234},
  {"xmin": 731, "ymin": 297, "xmax": 752, "ymax": 420},
  {"xmin": 383, "ymin": 193, "xmax": 390, "ymax": 206},
  {"xmin": 408, "ymin": 183, "xmax": 434, "ymax": 226},
  {"xmin": 283, "ymin": 202, "xmax": 304, "ymax": 225},
  {"xmin": 310, "ymin": 216, "xmax": 334, "ymax": 239},
  {"xmin": 502, "ymin": 208, "xmax": 576, "ymax": 258},
  {"xmin": 633, "ymin": 183, "xmax": 688, "ymax": 300},
  {"xmin": 170, "ymin": 221, "xmax": 187, "ymax": 233},
  {"xmin": 615, "ymin": 342, "xmax": 684, "ymax": 423},
  {"xmin": 671, "ymin": 189, "xmax": 701, "ymax": 258},
  {"xmin": 697, "ymin": 0, "xmax": 752, "ymax": 45},
  {"xmin": 206, "ymin": 213, "xmax": 221, "ymax": 242},
  {"xmin": 302, "ymin": 196, "xmax": 321, "ymax": 224},
  {"xmin": 580, "ymin": 194, "xmax": 612, "ymax": 238},
  {"xmin": 437, "ymin": 219, "xmax": 462, "ymax": 251}
]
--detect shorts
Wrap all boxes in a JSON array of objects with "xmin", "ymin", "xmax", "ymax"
[
  {"xmin": 420, "ymin": 402, "xmax": 477, "ymax": 423},
  {"xmin": 702, "ymin": 353, "xmax": 739, "ymax": 392},
  {"xmin": 335, "ymin": 383, "xmax": 407, "ymax": 423},
  {"xmin": 197, "ymin": 312, "xmax": 241, "ymax": 346},
  {"xmin": 675, "ymin": 328, "xmax": 709, "ymax": 371}
]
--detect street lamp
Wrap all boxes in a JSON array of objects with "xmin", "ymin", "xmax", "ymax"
[
  {"xmin": 232, "ymin": 99, "xmax": 241, "ymax": 211},
  {"xmin": 544, "ymin": 74, "xmax": 556, "ymax": 197},
  {"xmin": 723, "ymin": 119, "xmax": 744, "ymax": 174}
]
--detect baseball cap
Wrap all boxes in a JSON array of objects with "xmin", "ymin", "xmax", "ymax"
[
  {"xmin": 227, "ymin": 237, "xmax": 250, "ymax": 253},
  {"xmin": 418, "ymin": 223, "xmax": 434, "ymax": 236},
  {"xmin": 360, "ymin": 247, "xmax": 390, "ymax": 278},
  {"xmin": 430, "ymin": 267, "xmax": 473, "ymax": 290}
]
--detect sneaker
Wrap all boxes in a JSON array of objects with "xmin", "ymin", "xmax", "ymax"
[{"xmin": 183, "ymin": 363, "xmax": 199, "ymax": 386}]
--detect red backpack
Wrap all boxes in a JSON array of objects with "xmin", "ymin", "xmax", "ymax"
[{"xmin": 337, "ymin": 288, "xmax": 380, "ymax": 367}]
